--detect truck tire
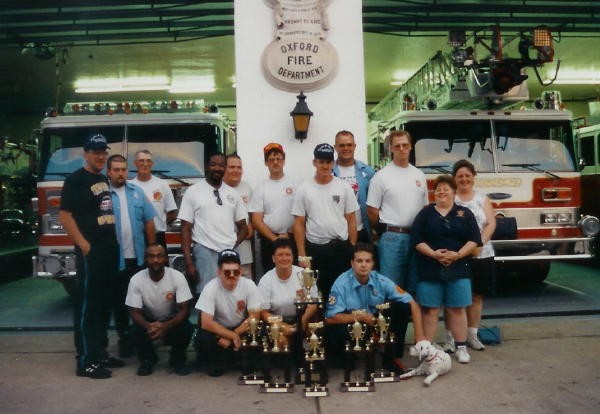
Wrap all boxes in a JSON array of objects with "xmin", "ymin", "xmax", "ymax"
[{"xmin": 518, "ymin": 262, "xmax": 551, "ymax": 284}]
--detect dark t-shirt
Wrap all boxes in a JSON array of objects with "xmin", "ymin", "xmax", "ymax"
[
  {"xmin": 411, "ymin": 203, "xmax": 482, "ymax": 282},
  {"xmin": 60, "ymin": 167, "xmax": 117, "ymax": 244}
]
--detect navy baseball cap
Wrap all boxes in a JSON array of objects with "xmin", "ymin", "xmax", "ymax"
[
  {"xmin": 217, "ymin": 249, "xmax": 241, "ymax": 265},
  {"xmin": 83, "ymin": 133, "xmax": 110, "ymax": 151},
  {"xmin": 313, "ymin": 143, "xmax": 334, "ymax": 160}
]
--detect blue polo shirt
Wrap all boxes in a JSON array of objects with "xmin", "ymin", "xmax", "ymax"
[
  {"xmin": 111, "ymin": 181, "xmax": 157, "ymax": 270},
  {"xmin": 325, "ymin": 269, "xmax": 413, "ymax": 318}
]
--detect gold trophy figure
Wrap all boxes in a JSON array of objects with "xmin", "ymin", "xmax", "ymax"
[
  {"xmin": 348, "ymin": 310, "xmax": 367, "ymax": 351},
  {"xmin": 248, "ymin": 315, "xmax": 261, "ymax": 347},
  {"xmin": 307, "ymin": 321, "xmax": 324, "ymax": 360},
  {"xmin": 268, "ymin": 315, "xmax": 283, "ymax": 352},
  {"xmin": 375, "ymin": 303, "xmax": 390, "ymax": 344},
  {"xmin": 296, "ymin": 257, "xmax": 319, "ymax": 302}
]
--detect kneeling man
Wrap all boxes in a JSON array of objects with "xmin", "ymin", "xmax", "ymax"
[
  {"xmin": 194, "ymin": 249, "xmax": 262, "ymax": 377},
  {"xmin": 126, "ymin": 244, "xmax": 194, "ymax": 376},
  {"xmin": 325, "ymin": 243, "xmax": 425, "ymax": 372}
]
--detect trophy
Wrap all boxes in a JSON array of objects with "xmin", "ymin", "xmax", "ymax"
[
  {"xmin": 341, "ymin": 310, "xmax": 375, "ymax": 392},
  {"xmin": 295, "ymin": 256, "xmax": 321, "ymax": 304},
  {"xmin": 301, "ymin": 321, "xmax": 328, "ymax": 397},
  {"xmin": 370, "ymin": 303, "xmax": 401, "ymax": 383},
  {"xmin": 238, "ymin": 312, "xmax": 265, "ymax": 385},
  {"xmin": 259, "ymin": 315, "xmax": 294, "ymax": 393}
]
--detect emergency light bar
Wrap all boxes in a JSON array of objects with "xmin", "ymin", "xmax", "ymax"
[{"xmin": 56, "ymin": 100, "xmax": 219, "ymax": 116}]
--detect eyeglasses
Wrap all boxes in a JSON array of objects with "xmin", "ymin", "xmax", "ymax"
[
  {"xmin": 223, "ymin": 269, "xmax": 241, "ymax": 277},
  {"xmin": 213, "ymin": 189, "xmax": 222, "ymax": 206}
]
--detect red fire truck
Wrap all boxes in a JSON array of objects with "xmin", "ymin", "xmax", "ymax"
[{"xmin": 32, "ymin": 101, "xmax": 235, "ymax": 293}]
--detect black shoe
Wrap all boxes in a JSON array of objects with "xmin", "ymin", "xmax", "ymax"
[
  {"xmin": 171, "ymin": 361, "xmax": 191, "ymax": 376},
  {"xmin": 99, "ymin": 356, "xmax": 125, "ymax": 368},
  {"xmin": 208, "ymin": 367, "xmax": 224, "ymax": 377},
  {"xmin": 137, "ymin": 360, "xmax": 156, "ymax": 376},
  {"xmin": 118, "ymin": 338, "xmax": 135, "ymax": 358},
  {"xmin": 77, "ymin": 363, "xmax": 112, "ymax": 379}
]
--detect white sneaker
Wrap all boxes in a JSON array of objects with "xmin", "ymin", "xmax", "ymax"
[
  {"xmin": 467, "ymin": 334, "xmax": 486, "ymax": 351},
  {"xmin": 442, "ymin": 338, "xmax": 456, "ymax": 354},
  {"xmin": 455, "ymin": 346, "xmax": 470, "ymax": 364}
]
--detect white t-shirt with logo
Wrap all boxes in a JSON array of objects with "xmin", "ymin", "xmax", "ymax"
[
  {"xmin": 178, "ymin": 180, "xmax": 247, "ymax": 252},
  {"xmin": 367, "ymin": 163, "xmax": 428, "ymax": 228},
  {"xmin": 130, "ymin": 175, "xmax": 177, "ymax": 233},
  {"xmin": 195, "ymin": 276, "xmax": 262, "ymax": 329},
  {"xmin": 258, "ymin": 265, "xmax": 317, "ymax": 319},
  {"xmin": 336, "ymin": 164, "xmax": 363, "ymax": 231},
  {"xmin": 125, "ymin": 267, "xmax": 193, "ymax": 321},
  {"xmin": 249, "ymin": 175, "xmax": 298, "ymax": 234},
  {"xmin": 291, "ymin": 177, "xmax": 359, "ymax": 244}
]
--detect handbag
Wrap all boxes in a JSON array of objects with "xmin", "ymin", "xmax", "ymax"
[
  {"xmin": 477, "ymin": 325, "xmax": 502, "ymax": 345},
  {"xmin": 492, "ymin": 216, "xmax": 517, "ymax": 240}
]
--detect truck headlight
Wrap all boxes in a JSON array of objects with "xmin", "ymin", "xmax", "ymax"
[{"xmin": 578, "ymin": 215, "xmax": 600, "ymax": 237}]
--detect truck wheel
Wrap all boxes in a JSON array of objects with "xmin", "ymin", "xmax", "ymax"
[
  {"xmin": 519, "ymin": 262, "xmax": 551, "ymax": 284},
  {"xmin": 61, "ymin": 279, "xmax": 78, "ymax": 296}
]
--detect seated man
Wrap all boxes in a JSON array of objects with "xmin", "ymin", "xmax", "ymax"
[
  {"xmin": 125, "ymin": 244, "xmax": 194, "ymax": 376},
  {"xmin": 325, "ymin": 243, "xmax": 425, "ymax": 372},
  {"xmin": 194, "ymin": 249, "xmax": 262, "ymax": 377}
]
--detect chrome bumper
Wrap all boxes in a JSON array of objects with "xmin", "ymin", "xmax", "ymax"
[{"xmin": 492, "ymin": 237, "xmax": 595, "ymax": 261}]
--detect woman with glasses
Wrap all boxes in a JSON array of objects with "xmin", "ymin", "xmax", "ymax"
[{"xmin": 411, "ymin": 175, "xmax": 481, "ymax": 364}]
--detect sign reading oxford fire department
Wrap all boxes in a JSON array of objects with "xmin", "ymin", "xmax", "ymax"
[{"xmin": 262, "ymin": 0, "xmax": 338, "ymax": 92}]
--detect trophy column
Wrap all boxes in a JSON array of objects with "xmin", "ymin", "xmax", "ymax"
[
  {"xmin": 371, "ymin": 302, "xmax": 402, "ymax": 383},
  {"xmin": 340, "ymin": 310, "xmax": 375, "ymax": 392},
  {"xmin": 259, "ymin": 316, "xmax": 294, "ymax": 393},
  {"xmin": 302, "ymin": 322, "xmax": 328, "ymax": 397},
  {"xmin": 238, "ymin": 314, "xmax": 265, "ymax": 385}
]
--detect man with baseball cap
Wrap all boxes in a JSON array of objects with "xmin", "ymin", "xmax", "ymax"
[
  {"xmin": 194, "ymin": 249, "xmax": 262, "ymax": 377},
  {"xmin": 59, "ymin": 132, "xmax": 122, "ymax": 379},
  {"xmin": 249, "ymin": 142, "xmax": 299, "ymax": 274},
  {"xmin": 292, "ymin": 143, "xmax": 358, "ymax": 299}
]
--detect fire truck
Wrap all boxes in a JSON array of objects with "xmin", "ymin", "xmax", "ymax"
[
  {"xmin": 368, "ymin": 27, "xmax": 599, "ymax": 282},
  {"xmin": 32, "ymin": 100, "xmax": 235, "ymax": 294}
]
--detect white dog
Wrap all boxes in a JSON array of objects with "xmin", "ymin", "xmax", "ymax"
[{"xmin": 399, "ymin": 340, "xmax": 452, "ymax": 386}]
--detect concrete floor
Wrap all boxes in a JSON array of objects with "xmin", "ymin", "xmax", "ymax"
[{"xmin": 1, "ymin": 316, "xmax": 599, "ymax": 414}]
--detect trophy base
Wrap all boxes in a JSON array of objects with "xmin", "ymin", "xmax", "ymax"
[
  {"xmin": 340, "ymin": 381, "xmax": 375, "ymax": 392},
  {"xmin": 371, "ymin": 370, "xmax": 401, "ymax": 383},
  {"xmin": 238, "ymin": 374, "xmax": 265, "ymax": 385},
  {"xmin": 259, "ymin": 383, "xmax": 295, "ymax": 393},
  {"xmin": 304, "ymin": 386, "xmax": 329, "ymax": 397}
]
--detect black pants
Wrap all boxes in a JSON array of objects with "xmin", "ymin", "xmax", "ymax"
[
  {"xmin": 325, "ymin": 301, "xmax": 411, "ymax": 359},
  {"xmin": 131, "ymin": 319, "xmax": 193, "ymax": 363},
  {"xmin": 74, "ymin": 241, "xmax": 119, "ymax": 368},
  {"xmin": 306, "ymin": 239, "xmax": 353, "ymax": 300},
  {"xmin": 194, "ymin": 326, "xmax": 242, "ymax": 370},
  {"xmin": 112, "ymin": 259, "xmax": 143, "ymax": 339}
]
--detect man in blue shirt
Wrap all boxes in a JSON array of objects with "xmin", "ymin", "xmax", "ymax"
[
  {"xmin": 108, "ymin": 154, "xmax": 156, "ymax": 357},
  {"xmin": 325, "ymin": 243, "xmax": 425, "ymax": 372}
]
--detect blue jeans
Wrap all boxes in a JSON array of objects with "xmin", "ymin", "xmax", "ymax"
[
  {"xmin": 192, "ymin": 243, "xmax": 219, "ymax": 295},
  {"xmin": 378, "ymin": 231, "xmax": 417, "ymax": 293}
]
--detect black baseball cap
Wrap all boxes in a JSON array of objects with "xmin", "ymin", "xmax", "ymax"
[
  {"xmin": 83, "ymin": 133, "xmax": 110, "ymax": 151},
  {"xmin": 217, "ymin": 249, "xmax": 241, "ymax": 265},
  {"xmin": 313, "ymin": 143, "xmax": 334, "ymax": 160}
]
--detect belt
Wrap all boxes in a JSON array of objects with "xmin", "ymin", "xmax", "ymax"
[{"xmin": 386, "ymin": 225, "xmax": 410, "ymax": 234}]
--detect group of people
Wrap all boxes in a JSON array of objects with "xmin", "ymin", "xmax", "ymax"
[{"xmin": 60, "ymin": 128, "xmax": 496, "ymax": 380}]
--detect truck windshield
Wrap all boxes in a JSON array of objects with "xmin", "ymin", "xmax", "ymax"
[
  {"xmin": 406, "ymin": 119, "xmax": 575, "ymax": 173},
  {"xmin": 40, "ymin": 123, "xmax": 221, "ymax": 181},
  {"xmin": 495, "ymin": 120, "xmax": 576, "ymax": 172}
]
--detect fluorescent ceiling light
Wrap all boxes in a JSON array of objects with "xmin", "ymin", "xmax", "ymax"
[
  {"xmin": 75, "ymin": 85, "xmax": 170, "ymax": 93},
  {"xmin": 74, "ymin": 76, "xmax": 216, "ymax": 94},
  {"xmin": 547, "ymin": 79, "xmax": 600, "ymax": 85}
]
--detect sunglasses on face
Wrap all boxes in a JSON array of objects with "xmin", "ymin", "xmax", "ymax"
[
  {"xmin": 213, "ymin": 189, "xmax": 223, "ymax": 206},
  {"xmin": 223, "ymin": 269, "xmax": 241, "ymax": 277}
]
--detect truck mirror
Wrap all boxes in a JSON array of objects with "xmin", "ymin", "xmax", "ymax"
[{"xmin": 578, "ymin": 157, "xmax": 586, "ymax": 171}]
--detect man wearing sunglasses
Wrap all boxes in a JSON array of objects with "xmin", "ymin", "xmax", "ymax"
[
  {"xmin": 194, "ymin": 249, "xmax": 261, "ymax": 377},
  {"xmin": 179, "ymin": 153, "xmax": 248, "ymax": 295}
]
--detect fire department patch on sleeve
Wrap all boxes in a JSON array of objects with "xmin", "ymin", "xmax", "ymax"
[
  {"xmin": 328, "ymin": 295, "xmax": 336, "ymax": 305},
  {"xmin": 165, "ymin": 291, "xmax": 175, "ymax": 301}
]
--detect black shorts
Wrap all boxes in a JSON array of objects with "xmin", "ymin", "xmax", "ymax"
[{"xmin": 471, "ymin": 256, "xmax": 496, "ymax": 295}]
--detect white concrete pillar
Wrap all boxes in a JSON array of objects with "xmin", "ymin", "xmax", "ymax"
[{"xmin": 234, "ymin": 0, "xmax": 367, "ymax": 185}]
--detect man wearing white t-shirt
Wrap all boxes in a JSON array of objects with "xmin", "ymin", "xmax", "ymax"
[
  {"xmin": 333, "ymin": 130, "xmax": 375, "ymax": 243},
  {"xmin": 130, "ymin": 149, "xmax": 178, "ymax": 250},
  {"xmin": 367, "ymin": 130, "xmax": 428, "ymax": 293},
  {"xmin": 178, "ymin": 153, "xmax": 248, "ymax": 295},
  {"xmin": 292, "ymin": 143, "xmax": 358, "ymax": 300},
  {"xmin": 250, "ymin": 142, "xmax": 298, "ymax": 274},
  {"xmin": 223, "ymin": 154, "xmax": 254, "ymax": 280},
  {"xmin": 194, "ymin": 249, "xmax": 261, "ymax": 377},
  {"xmin": 126, "ymin": 244, "xmax": 193, "ymax": 376}
]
